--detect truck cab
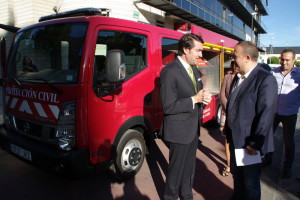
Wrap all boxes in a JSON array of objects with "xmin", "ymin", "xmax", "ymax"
[{"xmin": 0, "ymin": 9, "xmax": 184, "ymax": 179}]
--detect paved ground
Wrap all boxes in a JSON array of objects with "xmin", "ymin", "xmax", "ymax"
[{"xmin": 261, "ymin": 125, "xmax": 300, "ymax": 200}]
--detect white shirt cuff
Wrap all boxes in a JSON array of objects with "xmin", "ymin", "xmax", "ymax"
[{"xmin": 191, "ymin": 97, "xmax": 195, "ymax": 109}]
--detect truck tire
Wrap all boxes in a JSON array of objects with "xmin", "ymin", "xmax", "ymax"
[{"xmin": 111, "ymin": 129, "xmax": 146, "ymax": 180}]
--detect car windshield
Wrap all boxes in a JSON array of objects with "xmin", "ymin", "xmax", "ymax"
[{"xmin": 7, "ymin": 22, "xmax": 88, "ymax": 84}]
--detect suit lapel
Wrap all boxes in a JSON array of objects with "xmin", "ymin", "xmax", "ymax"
[
  {"xmin": 229, "ymin": 65, "xmax": 259, "ymax": 110},
  {"xmin": 192, "ymin": 66, "xmax": 203, "ymax": 91},
  {"xmin": 175, "ymin": 59, "xmax": 197, "ymax": 94},
  {"xmin": 228, "ymin": 76, "xmax": 240, "ymax": 111}
]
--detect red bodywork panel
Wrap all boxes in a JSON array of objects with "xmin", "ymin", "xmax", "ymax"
[
  {"xmin": 201, "ymin": 95, "xmax": 220, "ymax": 124},
  {"xmin": 192, "ymin": 25, "xmax": 238, "ymax": 48}
]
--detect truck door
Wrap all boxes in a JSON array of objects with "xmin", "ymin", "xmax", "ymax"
[
  {"xmin": 87, "ymin": 24, "xmax": 157, "ymax": 164},
  {"xmin": 155, "ymin": 35, "xmax": 181, "ymax": 127}
]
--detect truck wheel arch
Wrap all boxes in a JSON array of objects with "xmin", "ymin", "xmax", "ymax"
[{"xmin": 111, "ymin": 116, "xmax": 153, "ymax": 158}]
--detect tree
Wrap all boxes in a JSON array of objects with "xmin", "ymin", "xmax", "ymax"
[
  {"xmin": 295, "ymin": 61, "xmax": 300, "ymax": 67},
  {"xmin": 267, "ymin": 56, "xmax": 280, "ymax": 64}
]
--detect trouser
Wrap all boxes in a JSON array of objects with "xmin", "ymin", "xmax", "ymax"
[
  {"xmin": 229, "ymin": 136, "xmax": 262, "ymax": 200},
  {"xmin": 164, "ymin": 134, "xmax": 198, "ymax": 200},
  {"xmin": 273, "ymin": 113, "xmax": 297, "ymax": 169}
]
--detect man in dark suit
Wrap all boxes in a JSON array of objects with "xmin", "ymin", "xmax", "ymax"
[
  {"xmin": 159, "ymin": 33, "xmax": 211, "ymax": 200},
  {"xmin": 224, "ymin": 41, "xmax": 277, "ymax": 200}
]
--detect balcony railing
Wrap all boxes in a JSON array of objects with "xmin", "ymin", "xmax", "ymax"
[
  {"xmin": 236, "ymin": 0, "xmax": 267, "ymax": 31},
  {"xmin": 173, "ymin": 0, "xmax": 245, "ymax": 39}
]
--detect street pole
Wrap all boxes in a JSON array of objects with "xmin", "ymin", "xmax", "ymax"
[
  {"xmin": 270, "ymin": 37, "xmax": 274, "ymax": 64},
  {"xmin": 251, "ymin": 12, "xmax": 257, "ymax": 43},
  {"xmin": 228, "ymin": 13, "xmax": 234, "ymax": 34}
]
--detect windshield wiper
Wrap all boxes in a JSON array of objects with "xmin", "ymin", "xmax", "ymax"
[
  {"xmin": 25, "ymin": 78, "xmax": 63, "ymax": 94},
  {"xmin": 8, "ymin": 75, "xmax": 23, "ymax": 89}
]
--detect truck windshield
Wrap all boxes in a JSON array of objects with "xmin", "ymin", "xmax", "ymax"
[{"xmin": 7, "ymin": 22, "xmax": 88, "ymax": 84}]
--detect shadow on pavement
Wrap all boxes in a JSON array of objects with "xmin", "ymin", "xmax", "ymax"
[
  {"xmin": 145, "ymin": 139, "xmax": 169, "ymax": 200},
  {"xmin": 0, "ymin": 148, "xmax": 152, "ymax": 200},
  {"xmin": 146, "ymin": 137, "xmax": 233, "ymax": 200},
  {"xmin": 198, "ymin": 139, "xmax": 226, "ymax": 175},
  {"xmin": 193, "ymin": 148, "xmax": 233, "ymax": 200},
  {"xmin": 114, "ymin": 178, "xmax": 151, "ymax": 200}
]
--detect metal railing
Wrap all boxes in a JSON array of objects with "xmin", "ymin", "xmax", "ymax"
[
  {"xmin": 237, "ymin": 0, "xmax": 267, "ymax": 31},
  {"xmin": 173, "ymin": 0, "xmax": 245, "ymax": 39}
]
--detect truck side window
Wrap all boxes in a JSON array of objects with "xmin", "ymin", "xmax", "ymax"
[
  {"xmin": 198, "ymin": 50, "xmax": 220, "ymax": 94},
  {"xmin": 93, "ymin": 30, "xmax": 147, "ymax": 95},
  {"xmin": 162, "ymin": 38, "xmax": 179, "ymax": 65}
]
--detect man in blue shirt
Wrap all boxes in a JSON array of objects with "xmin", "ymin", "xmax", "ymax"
[{"xmin": 266, "ymin": 49, "xmax": 300, "ymax": 178}]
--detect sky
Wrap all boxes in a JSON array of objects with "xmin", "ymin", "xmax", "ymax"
[{"xmin": 260, "ymin": 0, "xmax": 300, "ymax": 47}]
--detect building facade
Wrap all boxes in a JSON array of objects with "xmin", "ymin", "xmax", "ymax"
[
  {"xmin": 0, "ymin": 0, "xmax": 270, "ymax": 94},
  {"xmin": 144, "ymin": 0, "xmax": 268, "ymax": 47},
  {"xmin": 1, "ymin": 0, "xmax": 268, "ymax": 50}
]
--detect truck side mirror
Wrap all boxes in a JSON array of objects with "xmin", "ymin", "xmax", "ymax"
[{"xmin": 105, "ymin": 49, "xmax": 126, "ymax": 83}]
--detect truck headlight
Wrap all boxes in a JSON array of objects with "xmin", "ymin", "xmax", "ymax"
[
  {"xmin": 56, "ymin": 101, "xmax": 76, "ymax": 151},
  {"xmin": 3, "ymin": 113, "xmax": 12, "ymax": 129}
]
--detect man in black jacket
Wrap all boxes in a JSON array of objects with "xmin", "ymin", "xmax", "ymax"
[{"xmin": 159, "ymin": 33, "xmax": 211, "ymax": 200}]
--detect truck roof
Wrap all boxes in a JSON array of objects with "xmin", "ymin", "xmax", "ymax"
[
  {"xmin": 19, "ymin": 14, "xmax": 184, "ymax": 40},
  {"xmin": 39, "ymin": 7, "xmax": 103, "ymax": 22}
]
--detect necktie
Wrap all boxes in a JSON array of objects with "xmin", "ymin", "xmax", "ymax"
[
  {"xmin": 188, "ymin": 66, "xmax": 197, "ymax": 93},
  {"xmin": 238, "ymin": 75, "xmax": 246, "ymax": 86},
  {"xmin": 230, "ymin": 76, "xmax": 239, "ymax": 93},
  {"xmin": 231, "ymin": 74, "xmax": 245, "ymax": 93}
]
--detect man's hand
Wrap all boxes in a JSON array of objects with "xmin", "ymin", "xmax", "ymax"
[
  {"xmin": 246, "ymin": 146, "xmax": 258, "ymax": 155},
  {"xmin": 192, "ymin": 88, "xmax": 212, "ymax": 104},
  {"xmin": 203, "ymin": 89, "xmax": 212, "ymax": 105}
]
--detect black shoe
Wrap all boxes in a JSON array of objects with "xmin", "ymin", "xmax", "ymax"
[
  {"xmin": 281, "ymin": 168, "xmax": 292, "ymax": 179},
  {"xmin": 296, "ymin": 191, "xmax": 300, "ymax": 197}
]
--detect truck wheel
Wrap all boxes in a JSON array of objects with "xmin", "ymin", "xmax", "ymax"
[{"xmin": 111, "ymin": 129, "xmax": 146, "ymax": 180}]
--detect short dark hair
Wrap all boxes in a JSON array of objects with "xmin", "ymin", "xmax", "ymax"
[
  {"xmin": 236, "ymin": 41, "xmax": 258, "ymax": 61},
  {"xmin": 178, "ymin": 33, "xmax": 204, "ymax": 56},
  {"xmin": 281, "ymin": 49, "xmax": 296, "ymax": 58}
]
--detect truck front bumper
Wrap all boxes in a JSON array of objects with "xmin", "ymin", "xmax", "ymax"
[{"xmin": 0, "ymin": 125, "xmax": 93, "ymax": 176}]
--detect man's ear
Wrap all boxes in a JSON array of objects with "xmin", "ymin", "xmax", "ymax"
[
  {"xmin": 183, "ymin": 47, "xmax": 188, "ymax": 55},
  {"xmin": 245, "ymin": 55, "xmax": 251, "ymax": 62}
]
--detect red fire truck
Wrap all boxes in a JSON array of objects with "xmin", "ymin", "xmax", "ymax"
[{"xmin": 0, "ymin": 8, "xmax": 237, "ymax": 179}]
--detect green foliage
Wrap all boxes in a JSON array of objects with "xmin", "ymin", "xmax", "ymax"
[
  {"xmin": 295, "ymin": 61, "xmax": 300, "ymax": 67},
  {"xmin": 267, "ymin": 56, "xmax": 280, "ymax": 64}
]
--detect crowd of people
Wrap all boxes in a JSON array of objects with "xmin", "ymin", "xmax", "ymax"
[{"xmin": 159, "ymin": 33, "xmax": 300, "ymax": 200}]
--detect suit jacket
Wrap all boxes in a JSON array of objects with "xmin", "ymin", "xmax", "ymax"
[
  {"xmin": 159, "ymin": 58, "xmax": 203, "ymax": 144},
  {"xmin": 225, "ymin": 65, "xmax": 277, "ymax": 154}
]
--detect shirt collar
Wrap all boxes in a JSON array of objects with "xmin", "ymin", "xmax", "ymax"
[
  {"xmin": 279, "ymin": 65, "xmax": 298, "ymax": 74},
  {"xmin": 237, "ymin": 65, "xmax": 256, "ymax": 79},
  {"xmin": 177, "ymin": 56, "xmax": 190, "ymax": 70},
  {"xmin": 290, "ymin": 65, "xmax": 299, "ymax": 73}
]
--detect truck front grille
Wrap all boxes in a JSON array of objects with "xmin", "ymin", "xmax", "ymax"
[{"xmin": 13, "ymin": 117, "xmax": 56, "ymax": 144}]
